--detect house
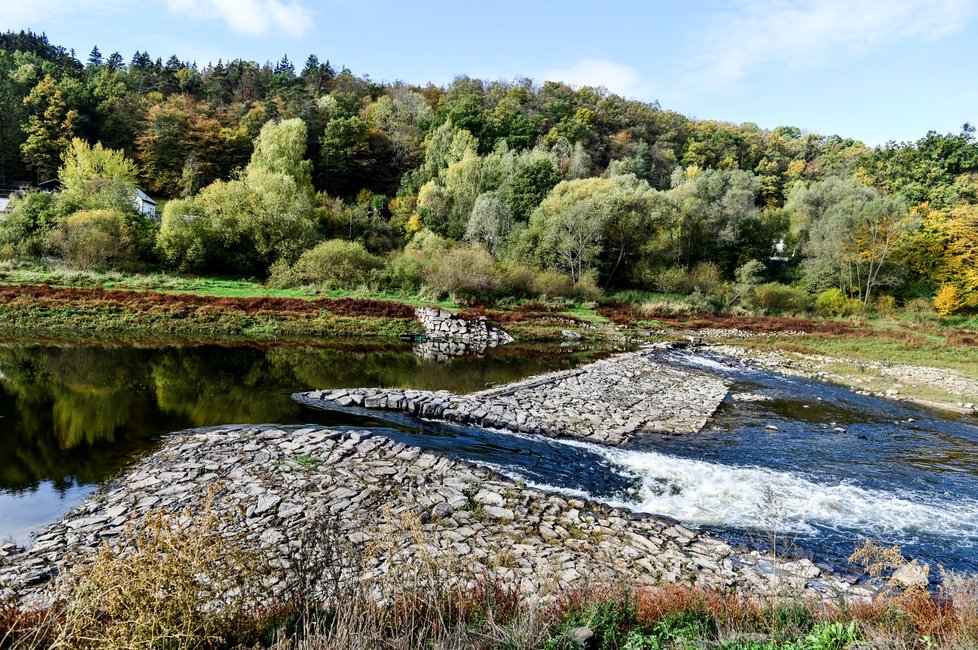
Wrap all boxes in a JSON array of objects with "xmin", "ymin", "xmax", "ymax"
[
  {"xmin": 133, "ymin": 189, "xmax": 157, "ymax": 218},
  {"xmin": 37, "ymin": 179, "xmax": 62, "ymax": 193}
]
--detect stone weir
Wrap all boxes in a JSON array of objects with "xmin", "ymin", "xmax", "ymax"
[
  {"xmin": 415, "ymin": 307, "xmax": 514, "ymax": 347},
  {"xmin": 298, "ymin": 346, "xmax": 730, "ymax": 447},
  {"xmin": 0, "ymin": 425, "xmax": 868, "ymax": 607}
]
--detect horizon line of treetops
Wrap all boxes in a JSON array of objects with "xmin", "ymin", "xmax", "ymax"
[{"xmin": 0, "ymin": 29, "xmax": 976, "ymax": 316}]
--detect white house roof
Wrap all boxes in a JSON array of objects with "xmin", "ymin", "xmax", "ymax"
[{"xmin": 135, "ymin": 189, "xmax": 157, "ymax": 205}]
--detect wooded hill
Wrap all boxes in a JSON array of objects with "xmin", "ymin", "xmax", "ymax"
[{"xmin": 1, "ymin": 30, "xmax": 975, "ymax": 314}]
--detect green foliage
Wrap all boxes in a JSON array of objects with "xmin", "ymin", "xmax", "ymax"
[
  {"xmin": 157, "ymin": 120, "xmax": 318, "ymax": 275},
  {"xmin": 815, "ymin": 288, "xmax": 851, "ymax": 317},
  {"xmin": 424, "ymin": 244, "xmax": 499, "ymax": 303},
  {"xmin": 269, "ymin": 239, "xmax": 382, "ymax": 288},
  {"xmin": 21, "ymin": 74, "xmax": 78, "ymax": 179},
  {"xmin": 803, "ymin": 621, "xmax": 860, "ymax": 650},
  {"xmin": 508, "ymin": 155, "xmax": 562, "ymax": 221},
  {"xmin": 48, "ymin": 208, "xmax": 143, "ymax": 270},
  {"xmin": 249, "ymin": 118, "xmax": 313, "ymax": 191},
  {"xmin": 0, "ymin": 191, "xmax": 65, "ymax": 257},
  {"xmin": 751, "ymin": 283, "xmax": 813, "ymax": 314},
  {"xmin": 465, "ymin": 191, "xmax": 513, "ymax": 256},
  {"xmin": 1, "ymin": 30, "xmax": 976, "ymax": 309}
]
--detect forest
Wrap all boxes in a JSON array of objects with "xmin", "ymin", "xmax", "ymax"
[{"xmin": 1, "ymin": 30, "xmax": 976, "ymax": 317}]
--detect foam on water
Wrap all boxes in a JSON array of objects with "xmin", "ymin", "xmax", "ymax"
[
  {"xmin": 608, "ymin": 446, "xmax": 978, "ymax": 542},
  {"xmin": 481, "ymin": 425, "xmax": 978, "ymax": 546}
]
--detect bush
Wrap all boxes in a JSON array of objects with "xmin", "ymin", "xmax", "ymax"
[
  {"xmin": 934, "ymin": 284, "xmax": 965, "ymax": 316},
  {"xmin": 424, "ymin": 244, "xmax": 499, "ymax": 304},
  {"xmin": 0, "ymin": 191, "xmax": 65, "ymax": 258},
  {"xmin": 269, "ymin": 239, "xmax": 383, "ymax": 289},
  {"xmin": 815, "ymin": 288, "xmax": 850, "ymax": 317},
  {"xmin": 48, "ymin": 209, "xmax": 142, "ymax": 270},
  {"xmin": 873, "ymin": 294, "xmax": 898, "ymax": 316},
  {"xmin": 377, "ymin": 253, "xmax": 426, "ymax": 292},
  {"xmin": 654, "ymin": 267, "xmax": 688, "ymax": 294},
  {"xmin": 574, "ymin": 272, "xmax": 603, "ymax": 302},
  {"xmin": 689, "ymin": 262, "xmax": 722, "ymax": 294},
  {"xmin": 530, "ymin": 269, "xmax": 575, "ymax": 298},
  {"xmin": 499, "ymin": 264, "xmax": 538, "ymax": 297},
  {"xmin": 752, "ymin": 283, "xmax": 812, "ymax": 314}
]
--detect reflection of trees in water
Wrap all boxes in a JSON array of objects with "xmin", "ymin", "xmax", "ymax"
[
  {"xmin": 151, "ymin": 348, "xmax": 302, "ymax": 425},
  {"xmin": 0, "ymin": 340, "xmax": 611, "ymax": 492},
  {"xmin": 0, "ymin": 345, "xmax": 165, "ymax": 491}
]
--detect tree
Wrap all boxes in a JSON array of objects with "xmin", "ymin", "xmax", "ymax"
[
  {"xmin": 666, "ymin": 167, "xmax": 762, "ymax": 270},
  {"xmin": 518, "ymin": 176, "xmax": 617, "ymax": 281},
  {"xmin": 249, "ymin": 118, "xmax": 313, "ymax": 190},
  {"xmin": 157, "ymin": 118, "xmax": 318, "ymax": 275},
  {"xmin": 796, "ymin": 179, "xmax": 909, "ymax": 304},
  {"xmin": 21, "ymin": 75, "xmax": 78, "ymax": 180},
  {"xmin": 600, "ymin": 175, "xmax": 663, "ymax": 287},
  {"xmin": 508, "ymin": 154, "xmax": 561, "ymax": 222},
  {"xmin": 87, "ymin": 46, "xmax": 103, "ymax": 68},
  {"xmin": 465, "ymin": 191, "xmax": 512, "ymax": 257},
  {"xmin": 59, "ymin": 138, "xmax": 138, "ymax": 211}
]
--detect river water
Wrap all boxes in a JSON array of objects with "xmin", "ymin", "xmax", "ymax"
[{"xmin": 1, "ymin": 339, "xmax": 976, "ymax": 573}]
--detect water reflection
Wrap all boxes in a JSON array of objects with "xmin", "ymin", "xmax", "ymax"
[{"xmin": 0, "ymin": 339, "xmax": 617, "ymax": 496}]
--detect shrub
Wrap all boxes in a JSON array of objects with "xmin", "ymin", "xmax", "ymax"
[
  {"xmin": 44, "ymin": 490, "xmax": 270, "ymax": 648},
  {"xmin": 689, "ymin": 262, "xmax": 722, "ymax": 294},
  {"xmin": 499, "ymin": 264, "xmax": 538, "ymax": 297},
  {"xmin": 574, "ymin": 272, "xmax": 603, "ymax": 302},
  {"xmin": 48, "ymin": 209, "xmax": 141, "ymax": 270},
  {"xmin": 873, "ymin": 294, "xmax": 898, "ymax": 316},
  {"xmin": 269, "ymin": 239, "xmax": 383, "ymax": 289},
  {"xmin": 815, "ymin": 288, "xmax": 850, "ymax": 317},
  {"xmin": 934, "ymin": 284, "xmax": 964, "ymax": 316},
  {"xmin": 0, "ymin": 191, "xmax": 66, "ymax": 258},
  {"xmin": 378, "ymin": 253, "xmax": 426, "ymax": 292},
  {"xmin": 531, "ymin": 269, "xmax": 575, "ymax": 298},
  {"xmin": 752, "ymin": 283, "xmax": 812, "ymax": 314},
  {"xmin": 654, "ymin": 267, "xmax": 688, "ymax": 294},
  {"xmin": 424, "ymin": 244, "xmax": 499, "ymax": 303},
  {"xmin": 734, "ymin": 259, "xmax": 766, "ymax": 286}
]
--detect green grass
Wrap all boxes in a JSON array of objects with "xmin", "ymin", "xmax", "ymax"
[{"xmin": 0, "ymin": 266, "xmax": 461, "ymax": 308}]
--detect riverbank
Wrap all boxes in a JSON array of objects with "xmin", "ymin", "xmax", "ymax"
[
  {"xmin": 708, "ymin": 341, "xmax": 978, "ymax": 416},
  {"xmin": 0, "ymin": 283, "xmax": 597, "ymax": 342}
]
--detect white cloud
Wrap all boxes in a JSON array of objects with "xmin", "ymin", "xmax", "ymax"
[
  {"xmin": 691, "ymin": 0, "xmax": 976, "ymax": 87},
  {"xmin": 163, "ymin": 0, "xmax": 313, "ymax": 38},
  {"xmin": 539, "ymin": 58, "xmax": 661, "ymax": 101}
]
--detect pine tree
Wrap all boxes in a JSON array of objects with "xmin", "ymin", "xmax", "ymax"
[{"xmin": 87, "ymin": 46, "xmax": 103, "ymax": 67}]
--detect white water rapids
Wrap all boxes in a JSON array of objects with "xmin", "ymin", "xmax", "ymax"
[{"xmin": 486, "ymin": 430, "xmax": 978, "ymax": 546}]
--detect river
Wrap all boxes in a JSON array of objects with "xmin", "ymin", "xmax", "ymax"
[{"xmin": 1, "ymin": 338, "xmax": 976, "ymax": 573}]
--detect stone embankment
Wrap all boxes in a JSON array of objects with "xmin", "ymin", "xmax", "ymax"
[
  {"xmin": 298, "ymin": 345, "xmax": 730, "ymax": 446},
  {"xmin": 0, "ymin": 425, "xmax": 870, "ymax": 607},
  {"xmin": 411, "ymin": 307, "xmax": 515, "ymax": 360}
]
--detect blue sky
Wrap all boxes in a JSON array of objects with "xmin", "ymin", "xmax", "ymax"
[{"xmin": 4, "ymin": 0, "xmax": 977, "ymax": 145}]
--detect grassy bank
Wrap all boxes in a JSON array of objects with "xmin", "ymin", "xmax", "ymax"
[
  {"xmin": 0, "ymin": 284, "xmax": 418, "ymax": 339},
  {"xmin": 0, "ymin": 267, "xmax": 604, "ymax": 341}
]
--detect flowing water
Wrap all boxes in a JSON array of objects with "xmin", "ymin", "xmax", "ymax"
[{"xmin": 1, "ymin": 338, "xmax": 976, "ymax": 573}]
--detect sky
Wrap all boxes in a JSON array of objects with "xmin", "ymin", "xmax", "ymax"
[{"xmin": 2, "ymin": 0, "xmax": 977, "ymax": 145}]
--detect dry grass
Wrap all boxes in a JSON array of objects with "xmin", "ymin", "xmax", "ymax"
[{"xmin": 2, "ymin": 487, "xmax": 275, "ymax": 649}]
